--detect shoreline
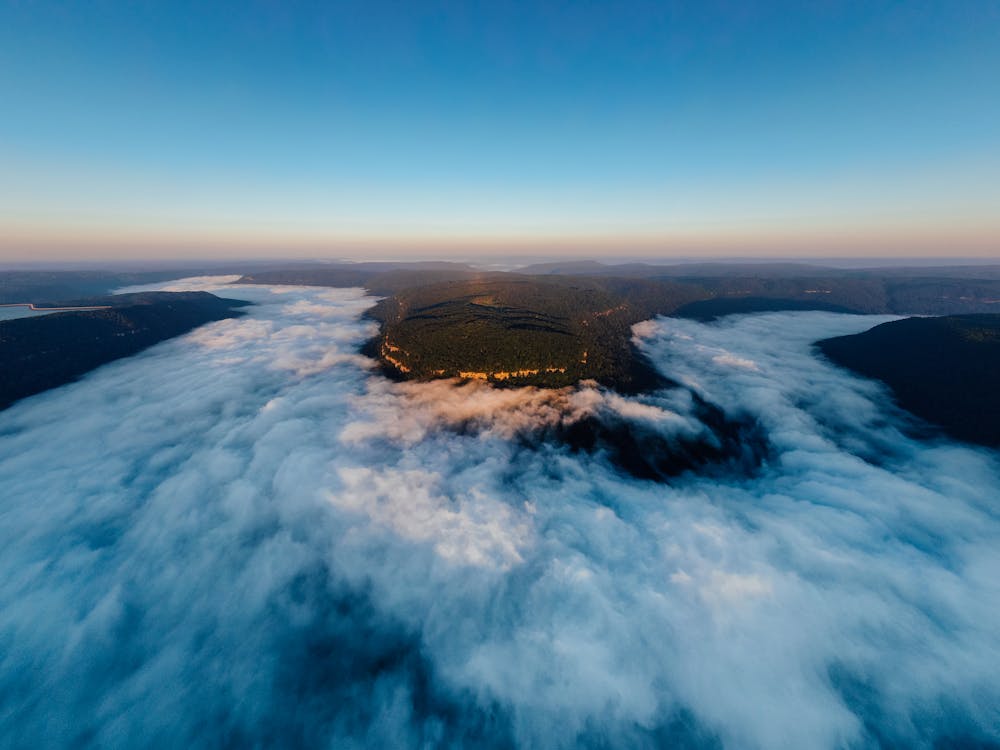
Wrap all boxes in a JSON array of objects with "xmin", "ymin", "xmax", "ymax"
[{"xmin": 0, "ymin": 303, "xmax": 112, "ymax": 312}]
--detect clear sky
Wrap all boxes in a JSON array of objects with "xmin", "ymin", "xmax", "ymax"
[{"xmin": 1, "ymin": 0, "xmax": 999, "ymax": 261}]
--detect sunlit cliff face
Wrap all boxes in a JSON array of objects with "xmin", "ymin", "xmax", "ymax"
[{"xmin": 0, "ymin": 278, "xmax": 998, "ymax": 749}]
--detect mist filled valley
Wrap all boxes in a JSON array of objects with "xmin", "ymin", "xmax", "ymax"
[{"xmin": 1, "ymin": 277, "xmax": 998, "ymax": 748}]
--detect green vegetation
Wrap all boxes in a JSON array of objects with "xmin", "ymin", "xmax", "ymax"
[{"xmin": 364, "ymin": 275, "xmax": 704, "ymax": 389}]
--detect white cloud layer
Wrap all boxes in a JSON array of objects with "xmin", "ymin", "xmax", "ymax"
[{"xmin": 0, "ymin": 279, "xmax": 998, "ymax": 749}]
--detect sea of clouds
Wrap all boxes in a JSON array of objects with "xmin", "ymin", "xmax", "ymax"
[{"xmin": 0, "ymin": 278, "xmax": 998, "ymax": 749}]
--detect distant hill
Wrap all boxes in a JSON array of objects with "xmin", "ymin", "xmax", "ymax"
[
  {"xmin": 0, "ymin": 292, "xmax": 250, "ymax": 410},
  {"xmin": 31, "ymin": 291, "xmax": 237, "ymax": 309},
  {"xmin": 0, "ymin": 263, "xmax": 292, "ymax": 305},
  {"xmin": 513, "ymin": 262, "xmax": 1000, "ymax": 315},
  {"xmin": 516, "ymin": 260, "xmax": 838, "ymax": 277},
  {"xmin": 673, "ymin": 296, "xmax": 854, "ymax": 321},
  {"xmin": 516, "ymin": 260, "xmax": 1000, "ymax": 281},
  {"xmin": 0, "ymin": 270, "xmax": 193, "ymax": 305},
  {"xmin": 237, "ymin": 262, "xmax": 478, "ymax": 295},
  {"xmin": 817, "ymin": 314, "xmax": 1000, "ymax": 447},
  {"xmin": 243, "ymin": 264, "xmax": 1000, "ymax": 316},
  {"xmin": 660, "ymin": 275, "xmax": 1000, "ymax": 315}
]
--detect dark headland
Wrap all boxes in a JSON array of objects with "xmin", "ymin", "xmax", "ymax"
[
  {"xmin": 817, "ymin": 314, "xmax": 1000, "ymax": 447},
  {"xmin": 0, "ymin": 292, "xmax": 250, "ymax": 410}
]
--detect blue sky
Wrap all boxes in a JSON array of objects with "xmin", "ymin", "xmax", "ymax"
[{"xmin": 1, "ymin": 0, "xmax": 998, "ymax": 259}]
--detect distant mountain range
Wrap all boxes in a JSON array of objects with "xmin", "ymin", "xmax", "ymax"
[
  {"xmin": 0, "ymin": 292, "xmax": 250, "ymax": 411},
  {"xmin": 514, "ymin": 260, "xmax": 1000, "ymax": 280},
  {"xmin": 240, "ymin": 260, "xmax": 1000, "ymax": 316},
  {"xmin": 239, "ymin": 261, "xmax": 1000, "ymax": 392}
]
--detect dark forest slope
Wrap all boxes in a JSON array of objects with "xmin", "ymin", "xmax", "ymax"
[
  {"xmin": 817, "ymin": 314, "xmax": 1000, "ymax": 446},
  {"xmin": 0, "ymin": 292, "xmax": 250, "ymax": 410}
]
